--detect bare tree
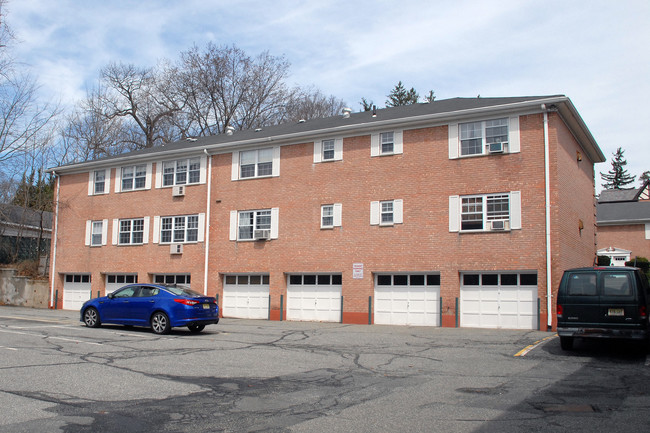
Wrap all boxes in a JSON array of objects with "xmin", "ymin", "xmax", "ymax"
[
  {"xmin": 281, "ymin": 86, "xmax": 346, "ymax": 123},
  {"xmin": 98, "ymin": 62, "xmax": 183, "ymax": 148}
]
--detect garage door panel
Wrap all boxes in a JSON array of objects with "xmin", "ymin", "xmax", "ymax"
[
  {"xmin": 460, "ymin": 273, "xmax": 537, "ymax": 330},
  {"xmin": 287, "ymin": 277, "xmax": 342, "ymax": 323},
  {"xmin": 374, "ymin": 276, "xmax": 440, "ymax": 327},
  {"xmin": 223, "ymin": 280, "xmax": 269, "ymax": 319}
]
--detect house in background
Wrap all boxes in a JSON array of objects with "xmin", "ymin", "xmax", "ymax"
[
  {"xmin": 0, "ymin": 204, "xmax": 52, "ymax": 269},
  {"xmin": 47, "ymin": 95, "xmax": 604, "ymax": 331},
  {"xmin": 597, "ymin": 180, "xmax": 650, "ymax": 264}
]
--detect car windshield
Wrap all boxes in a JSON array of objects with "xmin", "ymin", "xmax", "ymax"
[{"xmin": 163, "ymin": 284, "xmax": 203, "ymax": 298}]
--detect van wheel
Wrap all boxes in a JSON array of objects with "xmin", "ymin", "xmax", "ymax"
[{"xmin": 560, "ymin": 336, "xmax": 574, "ymax": 350}]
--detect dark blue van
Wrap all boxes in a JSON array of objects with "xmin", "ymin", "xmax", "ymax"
[{"xmin": 556, "ymin": 266, "xmax": 650, "ymax": 350}]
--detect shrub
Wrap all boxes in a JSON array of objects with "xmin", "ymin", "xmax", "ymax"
[{"xmin": 596, "ymin": 255, "xmax": 611, "ymax": 266}]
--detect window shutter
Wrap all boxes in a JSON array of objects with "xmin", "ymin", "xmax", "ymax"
[
  {"xmin": 510, "ymin": 191, "xmax": 522, "ymax": 229},
  {"xmin": 334, "ymin": 203, "xmax": 342, "ymax": 227},
  {"xmin": 102, "ymin": 219, "xmax": 108, "ymax": 245},
  {"xmin": 145, "ymin": 163, "xmax": 152, "ymax": 189},
  {"xmin": 104, "ymin": 169, "xmax": 111, "ymax": 194},
  {"xmin": 229, "ymin": 211, "xmax": 238, "ymax": 241},
  {"xmin": 88, "ymin": 172, "xmax": 94, "ymax": 196},
  {"xmin": 334, "ymin": 138, "xmax": 343, "ymax": 160},
  {"xmin": 142, "ymin": 216, "xmax": 150, "ymax": 244},
  {"xmin": 271, "ymin": 207, "xmax": 279, "ymax": 239},
  {"xmin": 272, "ymin": 146, "xmax": 280, "ymax": 177},
  {"xmin": 394, "ymin": 130, "xmax": 403, "ymax": 154},
  {"xmin": 155, "ymin": 162, "xmax": 163, "ymax": 188},
  {"xmin": 646, "ymin": 223, "xmax": 650, "ymax": 240},
  {"xmin": 370, "ymin": 201, "xmax": 380, "ymax": 225},
  {"xmin": 449, "ymin": 195, "xmax": 460, "ymax": 232},
  {"xmin": 114, "ymin": 167, "xmax": 121, "ymax": 193},
  {"xmin": 231, "ymin": 152, "xmax": 239, "ymax": 181},
  {"xmin": 370, "ymin": 133, "xmax": 380, "ymax": 157},
  {"xmin": 394, "ymin": 199, "xmax": 403, "ymax": 224},
  {"xmin": 313, "ymin": 141, "xmax": 322, "ymax": 163},
  {"xmin": 448, "ymin": 123, "xmax": 459, "ymax": 159},
  {"xmin": 509, "ymin": 116, "xmax": 520, "ymax": 153},
  {"xmin": 153, "ymin": 216, "xmax": 160, "ymax": 244},
  {"xmin": 197, "ymin": 213, "xmax": 205, "ymax": 242},
  {"xmin": 112, "ymin": 219, "xmax": 119, "ymax": 245},
  {"xmin": 85, "ymin": 220, "xmax": 91, "ymax": 246},
  {"xmin": 200, "ymin": 155, "xmax": 207, "ymax": 184}
]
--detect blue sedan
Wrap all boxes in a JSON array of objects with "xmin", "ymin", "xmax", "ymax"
[{"xmin": 80, "ymin": 284, "xmax": 219, "ymax": 334}]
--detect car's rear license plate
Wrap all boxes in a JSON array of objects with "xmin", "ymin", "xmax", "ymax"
[
  {"xmin": 608, "ymin": 308, "xmax": 624, "ymax": 316},
  {"xmin": 202, "ymin": 304, "xmax": 210, "ymax": 309}
]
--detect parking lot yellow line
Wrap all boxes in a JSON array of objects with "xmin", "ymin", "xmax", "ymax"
[{"xmin": 515, "ymin": 334, "xmax": 557, "ymax": 357}]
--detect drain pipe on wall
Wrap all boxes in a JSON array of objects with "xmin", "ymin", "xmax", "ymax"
[
  {"xmin": 50, "ymin": 171, "xmax": 60, "ymax": 308},
  {"xmin": 203, "ymin": 149, "xmax": 212, "ymax": 296},
  {"xmin": 542, "ymin": 105, "xmax": 553, "ymax": 330}
]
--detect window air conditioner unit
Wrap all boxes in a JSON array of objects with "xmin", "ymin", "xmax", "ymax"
[
  {"xmin": 172, "ymin": 185, "xmax": 185, "ymax": 197},
  {"xmin": 170, "ymin": 243, "xmax": 183, "ymax": 254},
  {"xmin": 254, "ymin": 229, "xmax": 271, "ymax": 240},
  {"xmin": 488, "ymin": 142, "xmax": 506, "ymax": 153},
  {"xmin": 489, "ymin": 220, "xmax": 509, "ymax": 231}
]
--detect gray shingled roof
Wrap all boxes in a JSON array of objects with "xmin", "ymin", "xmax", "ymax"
[
  {"xmin": 597, "ymin": 201, "xmax": 650, "ymax": 225},
  {"xmin": 0, "ymin": 204, "xmax": 53, "ymax": 231},
  {"xmin": 598, "ymin": 188, "xmax": 640, "ymax": 203},
  {"xmin": 49, "ymin": 95, "xmax": 567, "ymax": 171}
]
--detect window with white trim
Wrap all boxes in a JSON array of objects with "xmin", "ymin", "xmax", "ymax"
[
  {"xmin": 380, "ymin": 132, "xmax": 394, "ymax": 154},
  {"xmin": 91, "ymin": 221, "xmax": 103, "ymax": 246},
  {"xmin": 320, "ymin": 204, "xmax": 342, "ymax": 229},
  {"xmin": 119, "ymin": 218, "xmax": 145, "ymax": 245},
  {"xmin": 163, "ymin": 157, "xmax": 201, "ymax": 186},
  {"xmin": 460, "ymin": 118, "xmax": 508, "ymax": 156},
  {"xmin": 160, "ymin": 215, "xmax": 199, "ymax": 243},
  {"xmin": 370, "ymin": 200, "xmax": 403, "ymax": 226},
  {"xmin": 239, "ymin": 209, "xmax": 271, "ymax": 240},
  {"xmin": 322, "ymin": 139, "xmax": 335, "ymax": 161},
  {"xmin": 240, "ymin": 148, "xmax": 273, "ymax": 178},
  {"xmin": 92, "ymin": 170, "xmax": 107, "ymax": 195},
  {"xmin": 121, "ymin": 164, "xmax": 147, "ymax": 191},
  {"xmin": 314, "ymin": 138, "xmax": 343, "ymax": 163},
  {"xmin": 461, "ymin": 194, "xmax": 510, "ymax": 231}
]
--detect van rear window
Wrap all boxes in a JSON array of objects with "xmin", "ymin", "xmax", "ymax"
[
  {"xmin": 567, "ymin": 273, "xmax": 597, "ymax": 296},
  {"xmin": 602, "ymin": 273, "xmax": 632, "ymax": 297}
]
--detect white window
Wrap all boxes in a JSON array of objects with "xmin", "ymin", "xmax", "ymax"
[
  {"xmin": 121, "ymin": 164, "xmax": 147, "ymax": 191},
  {"xmin": 229, "ymin": 208, "xmax": 279, "ymax": 241},
  {"xmin": 162, "ymin": 158, "xmax": 201, "ymax": 186},
  {"xmin": 448, "ymin": 191, "xmax": 522, "ymax": 232},
  {"xmin": 88, "ymin": 169, "xmax": 110, "ymax": 196},
  {"xmin": 119, "ymin": 218, "xmax": 145, "ymax": 245},
  {"xmin": 314, "ymin": 138, "xmax": 343, "ymax": 163},
  {"xmin": 160, "ymin": 215, "xmax": 199, "ymax": 243},
  {"xmin": 321, "ymin": 204, "xmax": 342, "ymax": 229},
  {"xmin": 241, "ymin": 148, "xmax": 272, "ymax": 178},
  {"xmin": 371, "ymin": 130, "xmax": 403, "ymax": 157},
  {"xmin": 232, "ymin": 146, "xmax": 280, "ymax": 180},
  {"xmin": 370, "ymin": 200, "xmax": 403, "ymax": 226},
  {"xmin": 449, "ymin": 116, "xmax": 520, "ymax": 159},
  {"xmin": 85, "ymin": 219, "xmax": 108, "ymax": 246}
]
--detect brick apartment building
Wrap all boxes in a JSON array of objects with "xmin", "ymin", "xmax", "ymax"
[{"xmin": 48, "ymin": 95, "xmax": 605, "ymax": 331}]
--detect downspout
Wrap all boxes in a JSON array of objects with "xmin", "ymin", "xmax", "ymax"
[
  {"xmin": 203, "ymin": 149, "xmax": 211, "ymax": 296},
  {"xmin": 50, "ymin": 171, "xmax": 60, "ymax": 308},
  {"xmin": 543, "ymin": 106, "xmax": 553, "ymax": 330}
]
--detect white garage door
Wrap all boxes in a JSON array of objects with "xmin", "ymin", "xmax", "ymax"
[
  {"xmin": 223, "ymin": 274, "xmax": 270, "ymax": 319},
  {"xmin": 63, "ymin": 274, "xmax": 91, "ymax": 310},
  {"xmin": 374, "ymin": 274, "xmax": 440, "ymax": 326},
  {"xmin": 287, "ymin": 274, "xmax": 342, "ymax": 322},
  {"xmin": 105, "ymin": 274, "xmax": 138, "ymax": 295},
  {"xmin": 460, "ymin": 272, "xmax": 537, "ymax": 329}
]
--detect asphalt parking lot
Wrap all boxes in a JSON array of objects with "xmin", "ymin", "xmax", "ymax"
[{"xmin": 1, "ymin": 306, "xmax": 650, "ymax": 433}]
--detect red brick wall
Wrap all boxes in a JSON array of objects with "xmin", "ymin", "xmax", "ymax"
[{"xmin": 598, "ymin": 225, "xmax": 650, "ymax": 259}]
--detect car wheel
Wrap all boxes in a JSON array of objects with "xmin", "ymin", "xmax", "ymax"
[
  {"xmin": 83, "ymin": 307, "xmax": 101, "ymax": 328},
  {"xmin": 151, "ymin": 312, "xmax": 171, "ymax": 335},
  {"xmin": 560, "ymin": 336, "xmax": 574, "ymax": 350},
  {"xmin": 188, "ymin": 324, "xmax": 205, "ymax": 333}
]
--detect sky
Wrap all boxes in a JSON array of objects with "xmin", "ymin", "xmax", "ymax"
[{"xmin": 6, "ymin": 0, "xmax": 650, "ymax": 188}]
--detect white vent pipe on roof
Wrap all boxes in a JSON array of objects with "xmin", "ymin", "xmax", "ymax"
[
  {"xmin": 342, "ymin": 107, "xmax": 352, "ymax": 118},
  {"xmin": 225, "ymin": 126, "xmax": 235, "ymax": 136}
]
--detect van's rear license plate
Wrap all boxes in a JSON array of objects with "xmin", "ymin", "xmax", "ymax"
[{"xmin": 608, "ymin": 308, "xmax": 624, "ymax": 316}]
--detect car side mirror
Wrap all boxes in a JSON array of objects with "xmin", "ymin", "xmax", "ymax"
[{"xmin": 108, "ymin": 293, "xmax": 115, "ymax": 299}]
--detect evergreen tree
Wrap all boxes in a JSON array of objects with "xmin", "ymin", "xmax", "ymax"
[
  {"xmin": 386, "ymin": 81, "xmax": 419, "ymax": 107},
  {"xmin": 600, "ymin": 147, "xmax": 635, "ymax": 189},
  {"xmin": 360, "ymin": 97, "xmax": 374, "ymax": 112},
  {"xmin": 640, "ymin": 170, "xmax": 650, "ymax": 185}
]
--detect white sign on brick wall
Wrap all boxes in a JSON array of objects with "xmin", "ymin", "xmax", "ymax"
[{"xmin": 353, "ymin": 263, "xmax": 364, "ymax": 279}]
